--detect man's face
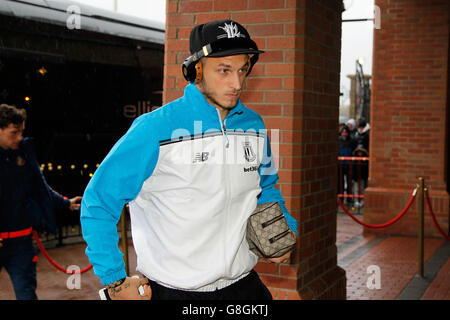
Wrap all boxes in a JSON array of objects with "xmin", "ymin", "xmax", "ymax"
[
  {"xmin": 197, "ymin": 54, "xmax": 249, "ymax": 112},
  {"xmin": 0, "ymin": 122, "xmax": 25, "ymax": 150}
]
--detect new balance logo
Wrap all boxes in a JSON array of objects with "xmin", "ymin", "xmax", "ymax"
[{"xmin": 193, "ymin": 152, "xmax": 209, "ymax": 163}]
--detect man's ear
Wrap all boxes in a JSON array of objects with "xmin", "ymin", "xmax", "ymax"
[{"xmin": 195, "ymin": 61, "xmax": 203, "ymax": 83}]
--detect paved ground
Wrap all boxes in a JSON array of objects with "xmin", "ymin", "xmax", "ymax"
[
  {"xmin": 336, "ymin": 209, "xmax": 449, "ymax": 300},
  {"xmin": 1, "ymin": 210, "xmax": 448, "ymax": 300}
]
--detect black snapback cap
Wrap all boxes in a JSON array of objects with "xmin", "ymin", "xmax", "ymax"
[{"xmin": 189, "ymin": 20, "xmax": 264, "ymax": 57}]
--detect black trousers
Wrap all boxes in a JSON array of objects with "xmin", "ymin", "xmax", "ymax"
[
  {"xmin": 148, "ymin": 270, "xmax": 272, "ymax": 300},
  {"xmin": 0, "ymin": 237, "xmax": 38, "ymax": 300}
]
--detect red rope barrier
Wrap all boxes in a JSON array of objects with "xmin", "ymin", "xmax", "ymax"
[
  {"xmin": 338, "ymin": 156, "xmax": 370, "ymax": 161},
  {"xmin": 338, "ymin": 194, "xmax": 364, "ymax": 199},
  {"xmin": 424, "ymin": 190, "xmax": 450, "ymax": 241},
  {"xmin": 32, "ymin": 231, "xmax": 93, "ymax": 274},
  {"xmin": 337, "ymin": 189, "xmax": 417, "ymax": 228}
]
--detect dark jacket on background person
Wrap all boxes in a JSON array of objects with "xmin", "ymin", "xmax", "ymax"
[
  {"xmin": 355, "ymin": 121, "xmax": 370, "ymax": 151},
  {"xmin": 0, "ymin": 137, "xmax": 70, "ymax": 236},
  {"xmin": 338, "ymin": 126, "xmax": 356, "ymax": 198},
  {"xmin": 352, "ymin": 144, "xmax": 369, "ymax": 182},
  {"xmin": 338, "ymin": 127, "xmax": 356, "ymax": 161}
]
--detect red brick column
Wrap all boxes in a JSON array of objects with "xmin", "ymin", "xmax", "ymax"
[
  {"xmin": 364, "ymin": 0, "xmax": 449, "ymax": 237},
  {"xmin": 163, "ymin": 0, "xmax": 346, "ymax": 299}
]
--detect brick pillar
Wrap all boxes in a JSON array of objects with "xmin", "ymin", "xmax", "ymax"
[
  {"xmin": 364, "ymin": 0, "xmax": 449, "ymax": 237},
  {"xmin": 164, "ymin": 0, "xmax": 346, "ymax": 300}
]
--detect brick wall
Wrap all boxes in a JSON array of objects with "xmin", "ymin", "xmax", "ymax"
[
  {"xmin": 364, "ymin": 0, "xmax": 449, "ymax": 237},
  {"xmin": 163, "ymin": 0, "xmax": 345, "ymax": 299}
]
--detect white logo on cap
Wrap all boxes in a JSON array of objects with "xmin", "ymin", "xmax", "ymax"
[{"xmin": 218, "ymin": 22, "xmax": 246, "ymax": 39}]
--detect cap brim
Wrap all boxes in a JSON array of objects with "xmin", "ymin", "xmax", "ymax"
[{"xmin": 208, "ymin": 48, "xmax": 264, "ymax": 57}]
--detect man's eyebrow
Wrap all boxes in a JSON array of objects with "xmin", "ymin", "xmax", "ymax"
[
  {"xmin": 216, "ymin": 61, "xmax": 249, "ymax": 69},
  {"xmin": 216, "ymin": 63, "xmax": 232, "ymax": 68}
]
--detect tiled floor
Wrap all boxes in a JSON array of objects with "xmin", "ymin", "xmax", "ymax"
[
  {"xmin": 342, "ymin": 236, "xmax": 443, "ymax": 299},
  {"xmin": 421, "ymin": 258, "xmax": 450, "ymax": 300},
  {"xmin": 337, "ymin": 210, "xmax": 449, "ymax": 300}
]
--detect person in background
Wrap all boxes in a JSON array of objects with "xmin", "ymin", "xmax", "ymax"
[
  {"xmin": 346, "ymin": 118, "xmax": 357, "ymax": 140},
  {"xmin": 351, "ymin": 144, "xmax": 369, "ymax": 208},
  {"xmin": 338, "ymin": 122, "xmax": 346, "ymax": 135},
  {"xmin": 0, "ymin": 104, "xmax": 82, "ymax": 300},
  {"xmin": 355, "ymin": 120, "xmax": 370, "ymax": 152},
  {"xmin": 338, "ymin": 125, "xmax": 356, "ymax": 204}
]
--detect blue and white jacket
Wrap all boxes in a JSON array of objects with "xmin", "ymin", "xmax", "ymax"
[{"xmin": 81, "ymin": 83, "xmax": 298, "ymax": 290}]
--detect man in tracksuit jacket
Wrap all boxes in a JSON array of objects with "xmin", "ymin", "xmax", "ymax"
[
  {"xmin": 81, "ymin": 20, "xmax": 298, "ymax": 300},
  {"xmin": 0, "ymin": 104, "xmax": 82, "ymax": 300}
]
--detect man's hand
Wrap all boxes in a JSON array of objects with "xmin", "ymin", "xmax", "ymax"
[
  {"xmin": 108, "ymin": 276, "xmax": 152, "ymax": 300},
  {"xmin": 69, "ymin": 196, "xmax": 82, "ymax": 211},
  {"xmin": 265, "ymin": 231, "xmax": 297, "ymax": 264},
  {"xmin": 266, "ymin": 250, "xmax": 292, "ymax": 264}
]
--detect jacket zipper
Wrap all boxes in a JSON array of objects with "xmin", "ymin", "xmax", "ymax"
[
  {"xmin": 216, "ymin": 109, "xmax": 230, "ymax": 148},
  {"xmin": 216, "ymin": 108, "xmax": 232, "ymax": 276}
]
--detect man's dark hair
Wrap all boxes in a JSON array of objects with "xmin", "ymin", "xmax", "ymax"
[
  {"xmin": 358, "ymin": 120, "xmax": 367, "ymax": 128},
  {"xmin": 0, "ymin": 104, "xmax": 27, "ymax": 129}
]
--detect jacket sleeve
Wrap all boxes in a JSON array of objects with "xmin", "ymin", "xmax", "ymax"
[
  {"xmin": 80, "ymin": 115, "xmax": 160, "ymax": 285},
  {"xmin": 23, "ymin": 138, "xmax": 63, "ymax": 233},
  {"xmin": 46, "ymin": 181, "xmax": 71, "ymax": 210},
  {"xmin": 257, "ymin": 132, "xmax": 298, "ymax": 236},
  {"xmin": 29, "ymin": 145, "xmax": 70, "ymax": 210}
]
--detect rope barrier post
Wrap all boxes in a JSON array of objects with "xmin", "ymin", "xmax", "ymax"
[
  {"xmin": 417, "ymin": 177, "xmax": 425, "ymax": 278},
  {"xmin": 120, "ymin": 205, "xmax": 129, "ymax": 276}
]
